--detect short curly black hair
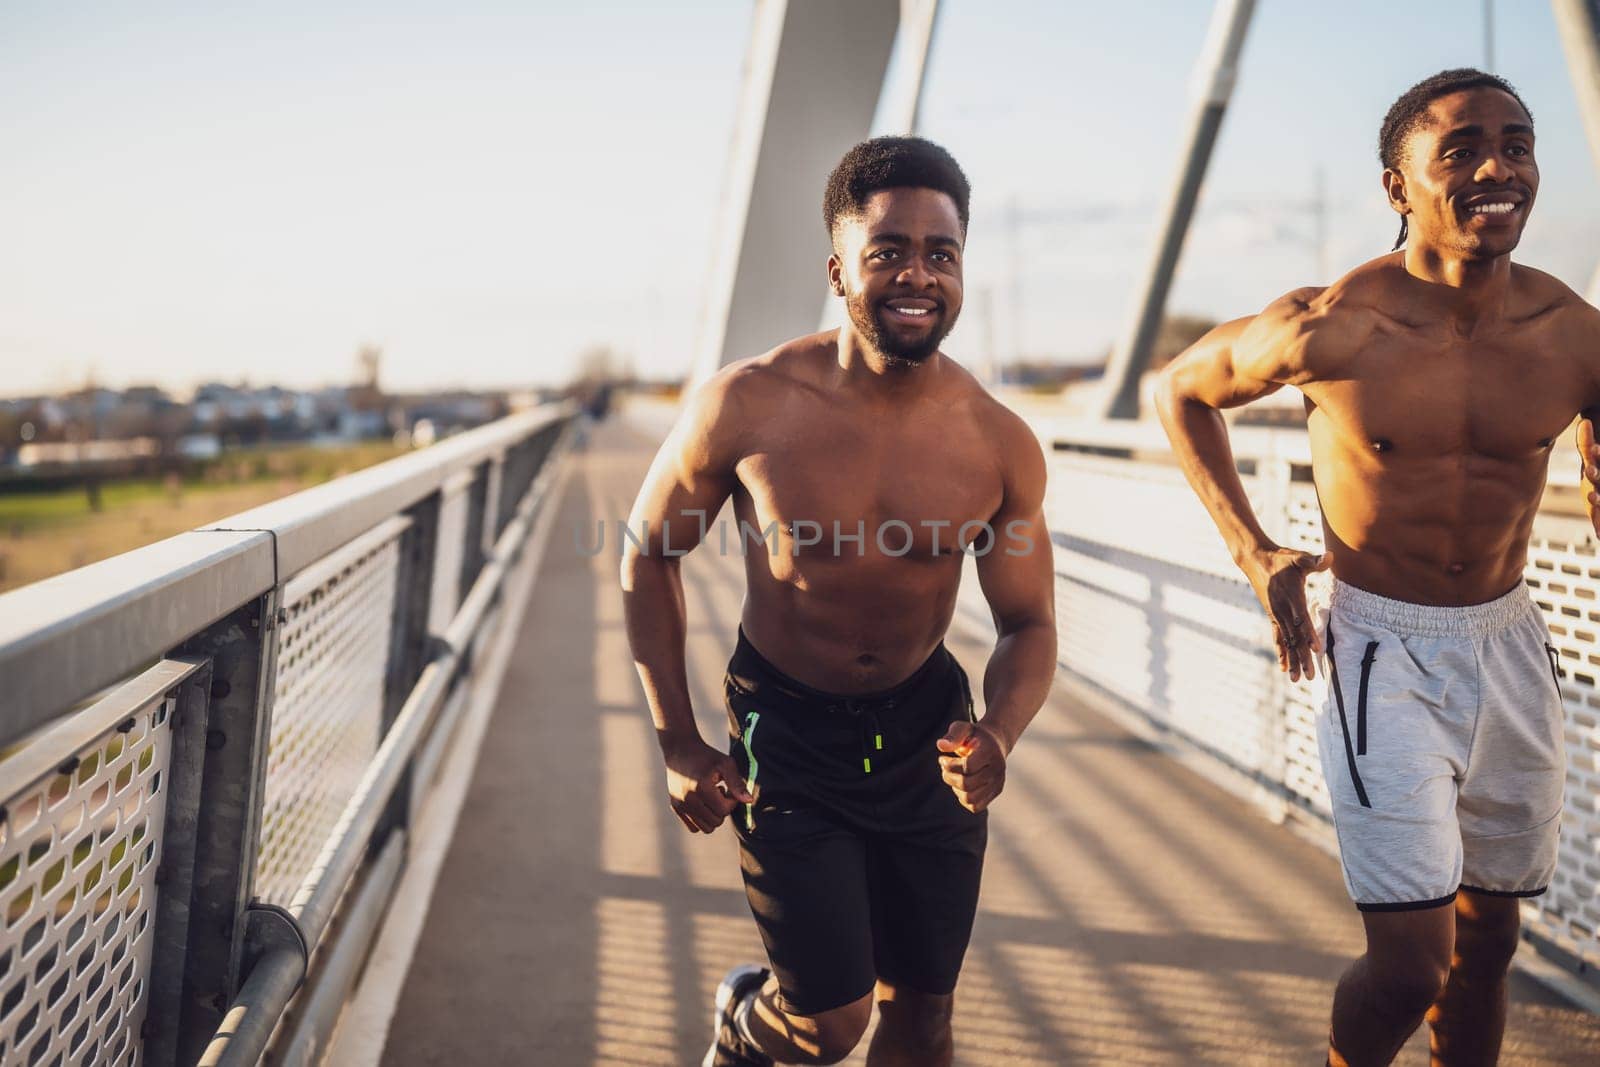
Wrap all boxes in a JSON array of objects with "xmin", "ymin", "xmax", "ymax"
[
  {"xmin": 1378, "ymin": 68, "xmax": 1533, "ymax": 249},
  {"xmin": 823, "ymin": 136, "xmax": 971, "ymax": 241}
]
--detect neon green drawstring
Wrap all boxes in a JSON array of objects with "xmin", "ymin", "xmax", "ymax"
[
  {"xmin": 863, "ymin": 731, "xmax": 882, "ymax": 774},
  {"xmin": 864, "ymin": 705, "xmax": 884, "ymax": 774}
]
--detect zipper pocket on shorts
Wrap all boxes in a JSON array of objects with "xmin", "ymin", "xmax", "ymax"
[
  {"xmin": 1356, "ymin": 641, "xmax": 1378, "ymax": 756},
  {"xmin": 1544, "ymin": 643, "xmax": 1563, "ymax": 696},
  {"xmin": 1325, "ymin": 624, "xmax": 1372, "ymax": 808}
]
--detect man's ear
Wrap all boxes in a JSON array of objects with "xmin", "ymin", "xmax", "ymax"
[
  {"xmin": 827, "ymin": 252, "xmax": 845, "ymax": 297},
  {"xmin": 1382, "ymin": 168, "xmax": 1410, "ymax": 216}
]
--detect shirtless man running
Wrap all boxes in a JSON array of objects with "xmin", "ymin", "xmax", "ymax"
[
  {"xmin": 621, "ymin": 137, "xmax": 1057, "ymax": 1066},
  {"xmin": 1157, "ymin": 68, "xmax": 1600, "ymax": 1066}
]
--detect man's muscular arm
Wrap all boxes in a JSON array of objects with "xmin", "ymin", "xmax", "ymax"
[
  {"xmin": 938, "ymin": 411, "xmax": 1056, "ymax": 814},
  {"xmin": 1565, "ymin": 297, "xmax": 1600, "ymax": 537},
  {"xmin": 621, "ymin": 368, "xmax": 753, "ymax": 833},
  {"xmin": 1155, "ymin": 290, "xmax": 1332, "ymax": 681}
]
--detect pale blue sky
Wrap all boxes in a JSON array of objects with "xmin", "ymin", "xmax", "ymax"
[{"xmin": 2, "ymin": 1, "xmax": 1596, "ymax": 396}]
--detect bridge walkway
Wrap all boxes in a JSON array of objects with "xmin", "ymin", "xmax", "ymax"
[{"xmin": 369, "ymin": 412, "xmax": 1600, "ymax": 1066}]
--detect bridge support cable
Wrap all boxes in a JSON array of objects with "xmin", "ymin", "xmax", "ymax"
[
  {"xmin": 690, "ymin": 0, "xmax": 903, "ymax": 387},
  {"xmin": 1100, "ymin": 0, "xmax": 1257, "ymax": 420},
  {"xmin": 1552, "ymin": 0, "xmax": 1600, "ymax": 303},
  {"xmin": 814, "ymin": 0, "xmax": 943, "ymax": 338}
]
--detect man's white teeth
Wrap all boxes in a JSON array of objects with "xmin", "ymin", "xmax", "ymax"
[
  {"xmin": 890, "ymin": 306, "xmax": 931, "ymax": 315},
  {"xmin": 1469, "ymin": 202, "xmax": 1517, "ymax": 215}
]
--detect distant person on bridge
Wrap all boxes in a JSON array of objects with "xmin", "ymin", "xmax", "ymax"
[
  {"xmin": 1158, "ymin": 69, "xmax": 1600, "ymax": 1066},
  {"xmin": 621, "ymin": 136, "xmax": 1057, "ymax": 1067}
]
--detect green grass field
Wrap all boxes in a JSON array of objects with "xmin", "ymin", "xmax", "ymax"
[{"xmin": 0, "ymin": 440, "xmax": 409, "ymax": 593}]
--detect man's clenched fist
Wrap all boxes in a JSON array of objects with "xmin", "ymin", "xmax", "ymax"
[
  {"xmin": 937, "ymin": 721, "xmax": 1008, "ymax": 813},
  {"xmin": 662, "ymin": 736, "xmax": 752, "ymax": 833}
]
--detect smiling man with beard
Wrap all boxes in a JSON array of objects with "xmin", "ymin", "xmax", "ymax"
[
  {"xmin": 1158, "ymin": 70, "xmax": 1600, "ymax": 1065},
  {"xmin": 621, "ymin": 137, "xmax": 1057, "ymax": 1066}
]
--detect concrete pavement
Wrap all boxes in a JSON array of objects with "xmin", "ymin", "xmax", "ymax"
[{"xmin": 374, "ymin": 410, "xmax": 1600, "ymax": 1066}]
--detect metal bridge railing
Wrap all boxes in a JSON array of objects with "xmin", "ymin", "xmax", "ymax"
[
  {"xmin": 0, "ymin": 404, "xmax": 577, "ymax": 1066},
  {"xmin": 1035, "ymin": 416, "xmax": 1600, "ymax": 991}
]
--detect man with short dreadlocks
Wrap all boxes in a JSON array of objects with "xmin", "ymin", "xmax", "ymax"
[{"xmin": 1158, "ymin": 68, "xmax": 1600, "ymax": 1065}]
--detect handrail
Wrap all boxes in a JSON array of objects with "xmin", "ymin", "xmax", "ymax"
[
  {"xmin": 0, "ymin": 400, "xmax": 577, "ymax": 1066},
  {"xmin": 206, "ymin": 405, "xmax": 571, "ymax": 578},
  {"xmin": 1035, "ymin": 413, "xmax": 1586, "ymax": 489},
  {"xmin": 1028, "ymin": 414, "xmax": 1310, "ymax": 464},
  {"xmin": 198, "ymin": 421, "xmax": 569, "ymax": 1067},
  {"xmin": 0, "ymin": 530, "xmax": 275, "ymax": 748},
  {"xmin": 0, "ymin": 403, "xmax": 573, "ymax": 749}
]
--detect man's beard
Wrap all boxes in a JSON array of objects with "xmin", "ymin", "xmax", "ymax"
[{"xmin": 845, "ymin": 288, "xmax": 958, "ymax": 365}]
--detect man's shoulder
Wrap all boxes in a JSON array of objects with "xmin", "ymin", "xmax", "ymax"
[
  {"xmin": 1253, "ymin": 264, "xmax": 1389, "ymax": 337},
  {"xmin": 711, "ymin": 333, "xmax": 835, "ymax": 400},
  {"xmin": 1330, "ymin": 256, "xmax": 1584, "ymax": 325},
  {"xmin": 692, "ymin": 336, "xmax": 815, "ymax": 410},
  {"xmin": 1298, "ymin": 258, "xmax": 1419, "ymax": 348},
  {"xmin": 956, "ymin": 380, "xmax": 1046, "ymax": 488},
  {"xmin": 968, "ymin": 386, "xmax": 1034, "ymax": 443},
  {"xmin": 679, "ymin": 335, "xmax": 835, "ymax": 463},
  {"xmin": 1310, "ymin": 255, "xmax": 1416, "ymax": 321},
  {"xmin": 1509, "ymin": 262, "xmax": 1590, "ymax": 323},
  {"xmin": 1510, "ymin": 261, "xmax": 1580, "ymax": 299},
  {"xmin": 1506, "ymin": 266, "xmax": 1600, "ymax": 374},
  {"xmin": 933, "ymin": 356, "xmax": 1014, "ymax": 423},
  {"xmin": 1238, "ymin": 267, "xmax": 1388, "ymax": 380}
]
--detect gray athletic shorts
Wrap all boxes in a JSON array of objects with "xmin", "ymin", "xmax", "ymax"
[{"xmin": 1314, "ymin": 579, "xmax": 1565, "ymax": 912}]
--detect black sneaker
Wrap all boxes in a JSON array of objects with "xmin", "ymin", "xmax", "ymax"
[{"xmin": 702, "ymin": 963, "xmax": 774, "ymax": 1067}]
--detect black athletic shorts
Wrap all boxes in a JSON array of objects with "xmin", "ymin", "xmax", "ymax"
[{"xmin": 724, "ymin": 628, "xmax": 987, "ymax": 1016}]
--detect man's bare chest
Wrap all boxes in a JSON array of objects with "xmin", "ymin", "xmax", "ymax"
[
  {"xmin": 1306, "ymin": 337, "xmax": 1582, "ymax": 461},
  {"xmin": 733, "ymin": 426, "xmax": 1003, "ymax": 558}
]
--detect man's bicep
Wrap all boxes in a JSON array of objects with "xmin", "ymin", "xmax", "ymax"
[
  {"xmin": 1168, "ymin": 288, "xmax": 1331, "ymax": 409},
  {"xmin": 625, "ymin": 383, "xmax": 741, "ymax": 555},
  {"xmin": 1570, "ymin": 299, "xmax": 1600, "ymax": 414},
  {"xmin": 627, "ymin": 444, "xmax": 734, "ymax": 552},
  {"xmin": 1163, "ymin": 315, "xmax": 1286, "ymax": 410},
  {"xmin": 978, "ymin": 425, "xmax": 1055, "ymax": 629},
  {"xmin": 978, "ymin": 507, "xmax": 1055, "ymax": 632}
]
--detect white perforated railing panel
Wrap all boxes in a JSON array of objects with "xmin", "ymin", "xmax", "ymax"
[
  {"xmin": 0, "ymin": 670, "xmax": 182, "ymax": 1067},
  {"xmin": 1524, "ymin": 532, "xmax": 1600, "ymax": 969},
  {"xmin": 1048, "ymin": 453, "xmax": 1280, "ymax": 776},
  {"xmin": 255, "ymin": 522, "xmax": 403, "ymax": 909},
  {"xmin": 1045, "ymin": 452, "xmax": 1258, "ymax": 582},
  {"xmin": 1285, "ymin": 482, "xmax": 1334, "ymax": 818},
  {"xmin": 1047, "ymin": 451, "xmax": 1600, "ymax": 974}
]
